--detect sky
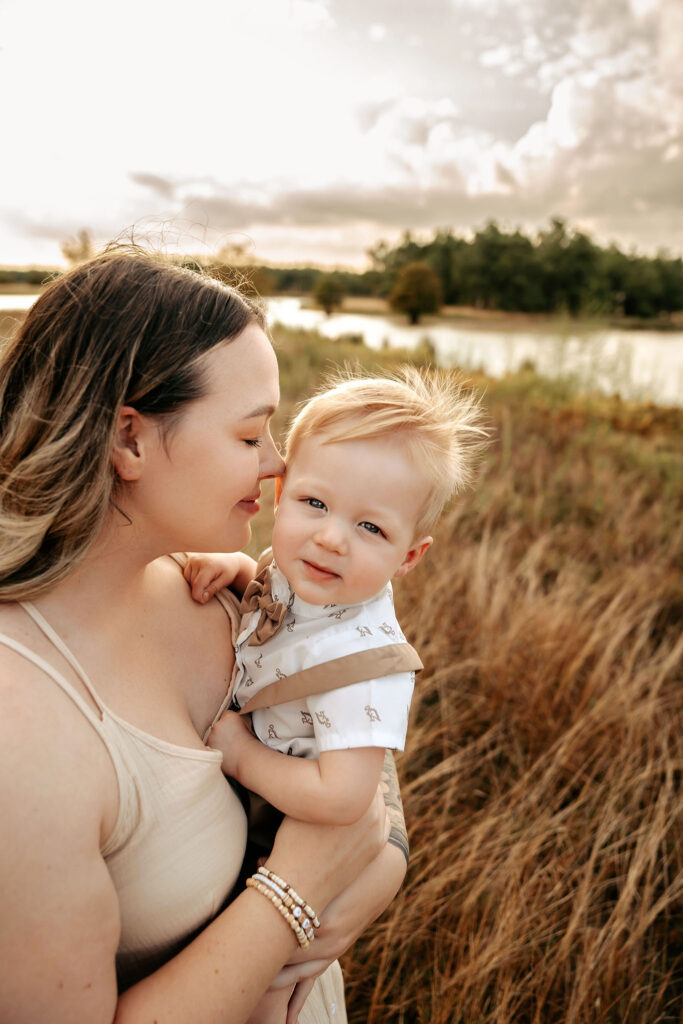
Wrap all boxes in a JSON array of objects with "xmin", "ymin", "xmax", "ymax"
[{"xmin": 0, "ymin": 0, "xmax": 681, "ymax": 268}]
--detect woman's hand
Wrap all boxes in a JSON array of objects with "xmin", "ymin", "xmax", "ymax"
[
  {"xmin": 272, "ymin": 750, "xmax": 408, "ymax": 991},
  {"xmin": 265, "ymin": 840, "xmax": 407, "ymax": 1024},
  {"xmin": 286, "ymin": 978, "xmax": 317, "ymax": 1024},
  {"xmin": 269, "ymin": 837, "xmax": 406, "ymax": 991},
  {"xmin": 266, "ymin": 787, "xmax": 389, "ymax": 918}
]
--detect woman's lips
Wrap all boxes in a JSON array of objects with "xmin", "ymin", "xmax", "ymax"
[{"xmin": 237, "ymin": 494, "xmax": 260, "ymax": 514}]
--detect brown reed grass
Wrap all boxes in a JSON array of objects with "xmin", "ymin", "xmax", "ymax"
[{"xmin": 335, "ymin": 364, "xmax": 683, "ymax": 1023}]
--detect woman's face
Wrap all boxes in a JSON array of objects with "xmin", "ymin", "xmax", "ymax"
[{"xmin": 133, "ymin": 323, "xmax": 284, "ymax": 554}]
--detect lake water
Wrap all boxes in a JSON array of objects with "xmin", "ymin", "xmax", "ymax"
[
  {"xmin": 3, "ymin": 292, "xmax": 682, "ymax": 405},
  {"xmin": 0, "ymin": 294, "xmax": 39, "ymax": 311},
  {"xmin": 267, "ymin": 297, "xmax": 683, "ymax": 407}
]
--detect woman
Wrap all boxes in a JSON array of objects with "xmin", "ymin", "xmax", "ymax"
[{"xmin": 0, "ymin": 250, "xmax": 408, "ymax": 1023}]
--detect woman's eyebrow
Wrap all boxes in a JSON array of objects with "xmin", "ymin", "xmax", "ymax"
[{"xmin": 242, "ymin": 404, "xmax": 277, "ymax": 419}]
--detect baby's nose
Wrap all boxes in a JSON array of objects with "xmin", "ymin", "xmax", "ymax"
[{"xmin": 315, "ymin": 519, "xmax": 347, "ymax": 554}]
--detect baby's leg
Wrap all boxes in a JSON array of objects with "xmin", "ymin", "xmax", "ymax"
[{"xmin": 245, "ymin": 985, "xmax": 294, "ymax": 1024}]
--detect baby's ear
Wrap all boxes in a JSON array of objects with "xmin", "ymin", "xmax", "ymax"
[
  {"xmin": 393, "ymin": 537, "xmax": 433, "ymax": 579},
  {"xmin": 274, "ymin": 475, "xmax": 284, "ymax": 509}
]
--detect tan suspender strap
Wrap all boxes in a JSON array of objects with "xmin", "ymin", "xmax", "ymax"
[{"xmin": 238, "ymin": 642, "xmax": 423, "ymax": 714}]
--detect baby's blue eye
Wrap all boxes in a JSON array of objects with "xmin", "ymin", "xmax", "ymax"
[
  {"xmin": 306, "ymin": 498, "xmax": 327, "ymax": 511},
  {"xmin": 360, "ymin": 521, "xmax": 382, "ymax": 535}
]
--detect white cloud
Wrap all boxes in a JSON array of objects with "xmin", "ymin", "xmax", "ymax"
[
  {"xmin": 480, "ymin": 44, "xmax": 515, "ymax": 68},
  {"xmin": 0, "ymin": 0, "xmax": 681, "ymax": 264},
  {"xmin": 628, "ymin": 0, "xmax": 659, "ymax": 20},
  {"xmin": 291, "ymin": 0, "xmax": 337, "ymax": 31}
]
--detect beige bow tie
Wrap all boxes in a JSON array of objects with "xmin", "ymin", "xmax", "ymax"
[{"xmin": 240, "ymin": 565, "xmax": 288, "ymax": 646}]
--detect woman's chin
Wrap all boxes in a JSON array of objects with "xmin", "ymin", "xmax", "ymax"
[{"xmin": 225, "ymin": 522, "xmax": 251, "ymax": 553}]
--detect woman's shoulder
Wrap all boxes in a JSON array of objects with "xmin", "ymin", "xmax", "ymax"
[
  {"xmin": 156, "ymin": 553, "xmax": 241, "ymax": 635},
  {"xmin": 0, "ymin": 603, "xmax": 67, "ymax": 703},
  {"xmin": 0, "ymin": 600, "xmax": 119, "ymax": 834}
]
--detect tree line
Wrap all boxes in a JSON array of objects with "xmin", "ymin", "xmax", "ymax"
[
  {"xmin": 254, "ymin": 218, "xmax": 683, "ymax": 321},
  {"xmin": 3, "ymin": 219, "xmax": 681, "ymax": 322}
]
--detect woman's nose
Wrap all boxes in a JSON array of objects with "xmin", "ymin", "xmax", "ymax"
[{"xmin": 259, "ymin": 433, "xmax": 286, "ymax": 480}]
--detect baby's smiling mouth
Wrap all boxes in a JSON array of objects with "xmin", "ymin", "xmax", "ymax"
[{"xmin": 302, "ymin": 559, "xmax": 341, "ymax": 580}]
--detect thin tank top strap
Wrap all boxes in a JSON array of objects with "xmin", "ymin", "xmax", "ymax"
[
  {"xmin": 17, "ymin": 600, "xmax": 105, "ymax": 717},
  {"xmin": 0, "ymin": 631, "xmax": 105, "ymax": 727}
]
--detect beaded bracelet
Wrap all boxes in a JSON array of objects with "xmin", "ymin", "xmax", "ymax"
[
  {"xmin": 256, "ymin": 873, "xmax": 316, "ymax": 942},
  {"xmin": 257, "ymin": 866, "xmax": 321, "ymax": 929},
  {"xmin": 246, "ymin": 877, "xmax": 311, "ymax": 949}
]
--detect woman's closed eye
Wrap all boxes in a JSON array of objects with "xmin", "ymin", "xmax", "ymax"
[{"xmin": 244, "ymin": 437, "xmax": 263, "ymax": 448}]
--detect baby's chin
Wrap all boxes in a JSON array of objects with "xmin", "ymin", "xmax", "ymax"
[{"xmin": 302, "ymin": 581, "xmax": 384, "ymax": 607}]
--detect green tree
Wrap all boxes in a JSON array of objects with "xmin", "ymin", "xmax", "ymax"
[
  {"xmin": 653, "ymin": 255, "xmax": 683, "ymax": 316},
  {"xmin": 313, "ymin": 274, "xmax": 345, "ymax": 314},
  {"xmin": 622, "ymin": 258, "xmax": 664, "ymax": 318},
  {"xmin": 389, "ymin": 261, "xmax": 442, "ymax": 324}
]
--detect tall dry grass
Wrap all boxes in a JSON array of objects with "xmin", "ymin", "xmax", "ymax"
[
  {"xmin": 336, "ymin": 367, "xmax": 683, "ymax": 1023},
  {"xmin": 263, "ymin": 326, "xmax": 682, "ymax": 1023}
]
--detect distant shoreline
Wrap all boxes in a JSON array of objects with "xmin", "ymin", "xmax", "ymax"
[
  {"xmin": 0, "ymin": 283, "xmax": 44, "ymax": 294},
  {"xmin": 300, "ymin": 295, "xmax": 683, "ymax": 334},
  {"xmin": 1, "ymin": 284, "xmax": 681, "ymax": 333}
]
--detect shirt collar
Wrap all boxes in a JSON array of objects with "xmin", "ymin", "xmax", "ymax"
[{"xmin": 269, "ymin": 560, "xmax": 391, "ymax": 619}]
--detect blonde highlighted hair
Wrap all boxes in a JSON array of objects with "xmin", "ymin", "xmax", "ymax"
[
  {"xmin": 0, "ymin": 246, "xmax": 265, "ymax": 601},
  {"xmin": 285, "ymin": 367, "xmax": 489, "ymax": 537}
]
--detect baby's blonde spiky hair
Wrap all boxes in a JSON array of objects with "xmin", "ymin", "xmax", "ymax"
[{"xmin": 285, "ymin": 366, "xmax": 489, "ymax": 537}]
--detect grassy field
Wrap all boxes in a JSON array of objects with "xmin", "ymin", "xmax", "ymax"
[
  {"xmin": 2, "ymin": 308, "xmax": 680, "ymax": 1021},
  {"xmin": 264, "ymin": 325, "xmax": 682, "ymax": 1024}
]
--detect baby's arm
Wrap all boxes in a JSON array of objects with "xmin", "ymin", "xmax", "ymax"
[
  {"xmin": 184, "ymin": 552, "xmax": 257, "ymax": 603},
  {"xmin": 209, "ymin": 712, "xmax": 385, "ymax": 825}
]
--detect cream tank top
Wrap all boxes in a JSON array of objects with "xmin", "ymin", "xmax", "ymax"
[{"xmin": 0, "ymin": 589, "xmax": 248, "ymax": 991}]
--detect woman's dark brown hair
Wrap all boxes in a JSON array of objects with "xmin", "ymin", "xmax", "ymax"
[{"xmin": 0, "ymin": 246, "xmax": 266, "ymax": 600}]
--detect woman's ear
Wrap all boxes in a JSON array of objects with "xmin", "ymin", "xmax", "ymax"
[
  {"xmin": 111, "ymin": 406, "xmax": 146, "ymax": 482},
  {"xmin": 393, "ymin": 536, "xmax": 433, "ymax": 579}
]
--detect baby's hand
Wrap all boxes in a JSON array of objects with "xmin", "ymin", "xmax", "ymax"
[
  {"xmin": 184, "ymin": 553, "xmax": 241, "ymax": 603},
  {"xmin": 208, "ymin": 710, "xmax": 255, "ymax": 778}
]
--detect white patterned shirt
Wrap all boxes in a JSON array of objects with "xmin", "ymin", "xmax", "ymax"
[{"xmin": 233, "ymin": 562, "xmax": 415, "ymax": 758}]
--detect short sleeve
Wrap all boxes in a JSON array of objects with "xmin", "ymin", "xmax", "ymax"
[{"xmin": 306, "ymin": 672, "xmax": 414, "ymax": 753}]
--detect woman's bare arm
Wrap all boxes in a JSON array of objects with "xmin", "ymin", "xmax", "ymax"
[
  {"xmin": 0, "ymin": 659, "xmax": 388, "ymax": 1024},
  {"xmin": 267, "ymin": 751, "xmax": 409, "ymax": 991},
  {"xmin": 118, "ymin": 798, "xmax": 388, "ymax": 1022},
  {"xmin": 0, "ymin": 664, "xmax": 121, "ymax": 1024}
]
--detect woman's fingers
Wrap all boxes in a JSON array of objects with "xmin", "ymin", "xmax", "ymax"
[
  {"xmin": 269, "ymin": 787, "xmax": 389, "ymax": 913},
  {"xmin": 270, "ymin": 958, "xmax": 333, "ymax": 989},
  {"xmin": 286, "ymin": 978, "xmax": 316, "ymax": 1024}
]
